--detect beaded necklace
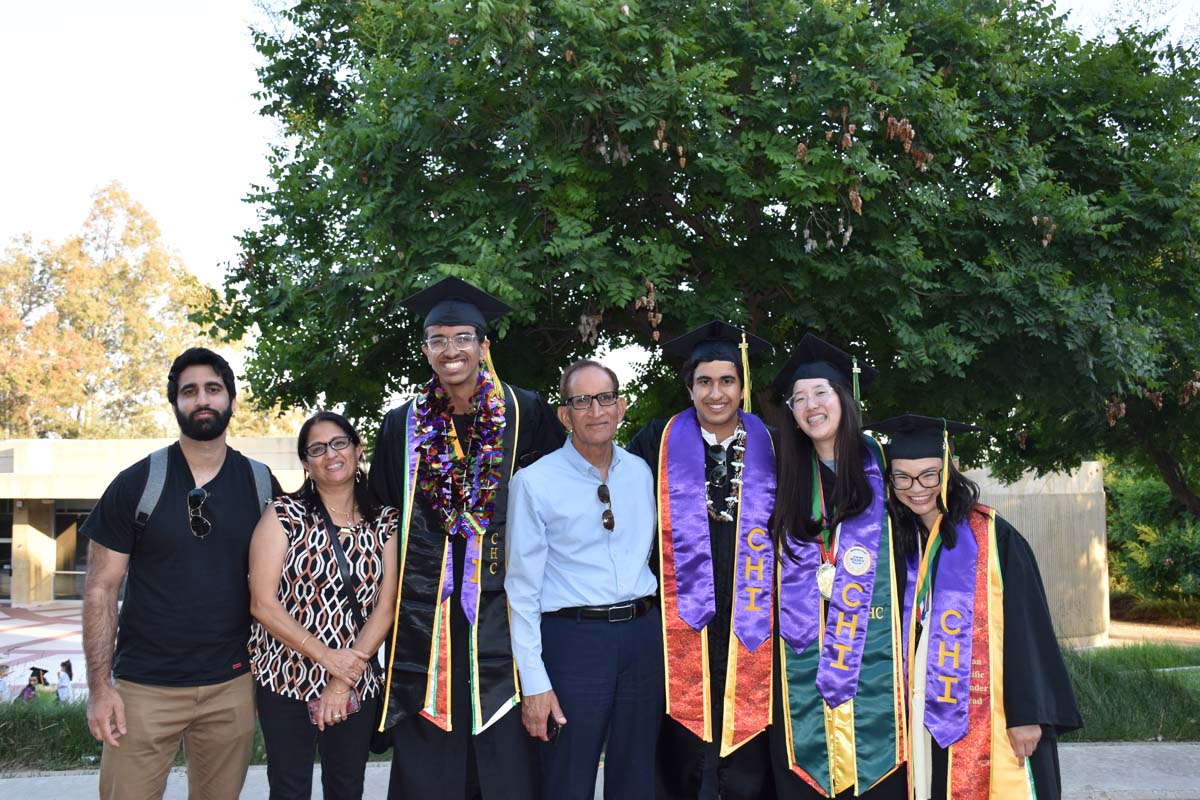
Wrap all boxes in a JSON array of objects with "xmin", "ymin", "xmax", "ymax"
[
  {"xmin": 706, "ymin": 421, "xmax": 746, "ymax": 522},
  {"xmin": 414, "ymin": 369, "xmax": 506, "ymax": 538}
]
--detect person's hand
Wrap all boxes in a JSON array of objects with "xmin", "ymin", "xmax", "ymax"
[
  {"xmin": 316, "ymin": 680, "xmax": 354, "ymax": 732},
  {"xmin": 1007, "ymin": 724, "xmax": 1042, "ymax": 765},
  {"xmin": 521, "ymin": 689, "xmax": 566, "ymax": 742},
  {"xmin": 87, "ymin": 684, "xmax": 127, "ymax": 747},
  {"xmin": 318, "ymin": 646, "xmax": 370, "ymax": 685}
]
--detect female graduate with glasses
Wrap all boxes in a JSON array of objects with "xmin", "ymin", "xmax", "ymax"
[
  {"xmin": 866, "ymin": 414, "xmax": 1081, "ymax": 800},
  {"xmin": 768, "ymin": 334, "xmax": 907, "ymax": 799}
]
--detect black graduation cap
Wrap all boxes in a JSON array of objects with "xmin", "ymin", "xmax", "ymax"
[
  {"xmin": 867, "ymin": 414, "xmax": 981, "ymax": 460},
  {"xmin": 399, "ymin": 276, "xmax": 513, "ymax": 331},
  {"xmin": 29, "ymin": 666, "xmax": 49, "ymax": 685},
  {"xmin": 660, "ymin": 320, "xmax": 773, "ymax": 364},
  {"xmin": 771, "ymin": 333, "xmax": 879, "ymax": 399}
]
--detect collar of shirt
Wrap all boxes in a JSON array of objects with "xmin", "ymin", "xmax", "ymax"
[
  {"xmin": 563, "ymin": 434, "xmax": 624, "ymax": 478},
  {"xmin": 700, "ymin": 427, "xmax": 737, "ymax": 448}
]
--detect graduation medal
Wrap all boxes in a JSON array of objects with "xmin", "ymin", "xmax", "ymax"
[{"xmin": 816, "ymin": 561, "xmax": 835, "ymax": 599}]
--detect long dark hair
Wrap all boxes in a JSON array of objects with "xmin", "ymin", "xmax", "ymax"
[
  {"xmin": 770, "ymin": 381, "xmax": 873, "ymax": 556},
  {"xmin": 60, "ymin": 660, "xmax": 73, "ymax": 680},
  {"xmin": 887, "ymin": 458, "xmax": 981, "ymax": 555},
  {"xmin": 292, "ymin": 411, "xmax": 382, "ymax": 523}
]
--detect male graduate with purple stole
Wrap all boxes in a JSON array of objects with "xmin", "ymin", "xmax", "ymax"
[
  {"xmin": 768, "ymin": 335, "xmax": 908, "ymax": 799},
  {"xmin": 367, "ymin": 276, "xmax": 565, "ymax": 800},
  {"xmin": 867, "ymin": 414, "xmax": 1081, "ymax": 800},
  {"xmin": 626, "ymin": 321, "xmax": 778, "ymax": 800}
]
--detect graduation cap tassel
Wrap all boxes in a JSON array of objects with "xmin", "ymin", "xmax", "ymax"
[
  {"xmin": 739, "ymin": 332, "xmax": 753, "ymax": 413},
  {"xmin": 939, "ymin": 421, "xmax": 951, "ymax": 513},
  {"xmin": 851, "ymin": 356, "xmax": 862, "ymax": 405},
  {"xmin": 484, "ymin": 348, "xmax": 501, "ymax": 385}
]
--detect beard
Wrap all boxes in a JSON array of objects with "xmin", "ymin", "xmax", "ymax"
[{"xmin": 175, "ymin": 404, "xmax": 233, "ymax": 441}]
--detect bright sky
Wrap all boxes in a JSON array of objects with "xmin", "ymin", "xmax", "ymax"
[{"xmin": 1, "ymin": 0, "xmax": 1195, "ymax": 291}]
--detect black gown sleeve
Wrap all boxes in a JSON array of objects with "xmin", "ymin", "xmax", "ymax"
[
  {"xmin": 519, "ymin": 391, "xmax": 566, "ymax": 467},
  {"xmin": 368, "ymin": 405, "xmax": 410, "ymax": 508},
  {"xmin": 998, "ymin": 515, "xmax": 1084, "ymax": 736},
  {"xmin": 624, "ymin": 419, "xmax": 667, "ymax": 479}
]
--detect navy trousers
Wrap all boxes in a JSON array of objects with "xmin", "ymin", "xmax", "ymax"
[{"xmin": 539, "ymin": 606, "xmax": 664, "ymax": 800}]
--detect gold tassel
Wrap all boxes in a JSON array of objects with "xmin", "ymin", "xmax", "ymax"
[
  {"xmin": 739, "ymin": 332, "xmax": 752, "ymax": 413},
  {"xmin": 939, "ymin": 423, "xmax": 950, "ymax": 511},
  {"xmin": 484, "ymin": 346, "xmax": 500, "ymax": 385}
]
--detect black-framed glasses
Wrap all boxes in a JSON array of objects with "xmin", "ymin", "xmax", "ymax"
[
  {"xmin": 303, "ymin": 435, "xmax": 353, "ymax": 459},
  {"xmin": 891, "ymin": 469, "xmax": 942, "ymax": 490},
  {"xmin": 566, "ymin": 391, "xmax": 620, "ymax": 411},
  {"xmin": 707, "ymin": 444, "xmax": 728, "ymax": 488},
  {"xmin": 187, "ymin": 488, "xmax": 211, "ymax": 539},
  {"xmin": 423, "ymin": 333, "xmax": 479, "ymax": 353},
  {"xmin": 598, "ymin": 483, "xmax": 615, "ymax": 531}
]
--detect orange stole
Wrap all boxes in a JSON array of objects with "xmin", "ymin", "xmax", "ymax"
[
  {"xmin": 933, "ymin": 507, "xmax": 1032, "ymax": 800},
  {"xmin": 656, "ymin": 418, "xmax": 772, "ymax": 754}
]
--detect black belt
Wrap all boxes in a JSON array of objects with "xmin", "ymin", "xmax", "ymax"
[{"xmin": 545, "ymin": 596, "xmax": 656, "ymax": 623}]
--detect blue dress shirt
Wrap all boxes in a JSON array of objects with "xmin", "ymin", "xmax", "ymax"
[{"xmin": 504, "ymin": 436, "xmax": 659, "ymax": 695}]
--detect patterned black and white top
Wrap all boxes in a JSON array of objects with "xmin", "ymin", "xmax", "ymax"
[{"xmin": 250, "ymin": 496, "xmax": 398, "ymax": 701}]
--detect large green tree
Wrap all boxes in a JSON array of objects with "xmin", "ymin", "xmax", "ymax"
[
  {"xmin": 0, "ymin": 182, "xmax": 302, "ymax": 439},
  {"xmin": 214, "ymin": 0, "xmax": 1200, "ymax": 512}
]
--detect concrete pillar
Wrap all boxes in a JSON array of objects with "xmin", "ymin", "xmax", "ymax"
[{"xmin": 12, "ymin": 499, "xmax": 55, "ymax": 605}]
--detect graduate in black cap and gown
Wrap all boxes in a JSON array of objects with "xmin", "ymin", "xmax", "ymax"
[
  {"xmin": 368, "ymin": 276, "xmax": 564, "ymax": 800},
  {"xmin": 768, "ymin": 334, "xmax": 907, "ymax": 799},
  {"xmin": 866, "ymin": 414, "xmax": 1081, "ymax": 800},
  {"xmin": 626, "ymin": 321, "xmax": 778, "ymax": 800}
]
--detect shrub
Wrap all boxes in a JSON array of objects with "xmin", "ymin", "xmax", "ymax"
[{"xmin": 1106, "ymin": 463, "xmax": 1200, "ymax": 600}]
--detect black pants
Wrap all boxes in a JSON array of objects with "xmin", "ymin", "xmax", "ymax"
[
  {"xmin": 539, "ymin": 607, "xmax": 664, "ymax": 800},
  {"xmin": 256, "ymin": 684, "xmax": 378, "ymax": 800}
]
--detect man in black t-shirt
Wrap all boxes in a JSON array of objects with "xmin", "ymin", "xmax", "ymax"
[{"xmin": 81, "ymin": 348, "xmax": 280, "ymax": 800}]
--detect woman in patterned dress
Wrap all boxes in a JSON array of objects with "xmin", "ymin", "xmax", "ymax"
[{"xmin": 249, "ymin": 411, "xmax": 400, "ymax": 799}]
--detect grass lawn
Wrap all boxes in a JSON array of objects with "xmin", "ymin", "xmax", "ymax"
[{"xmin": 1063, "ymin": 642, "xmax": 1200, "ymax": 742}]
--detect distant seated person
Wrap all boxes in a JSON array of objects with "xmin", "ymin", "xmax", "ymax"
[
  {"xmin": 19, "ymin": 667, "xmax": 50, "ymax": 702},
  {"xmin": 249, "ymin": 411, "xmax": 400, "ymax": 800}
]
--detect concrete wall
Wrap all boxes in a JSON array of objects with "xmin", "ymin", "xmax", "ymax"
[
  {"xmin": 12, "ymin": 500, "xmax": 55, "ymax": 603},
  {"xmin": 965, "ymin": 461, "xmax": 1109, "ymax": 648}
]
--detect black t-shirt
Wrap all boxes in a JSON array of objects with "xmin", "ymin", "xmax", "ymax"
[{"xmin": 80, "ymin": 443, "xmax": 279, "ymax": 687}]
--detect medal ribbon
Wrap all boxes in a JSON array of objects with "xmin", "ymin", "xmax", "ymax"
[{"xmin": 814, "ymin": 450, "xmax": 885, "ymax": 707}]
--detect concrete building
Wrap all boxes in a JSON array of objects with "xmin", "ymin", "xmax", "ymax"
[{"xmin": 0, "ymin": 438, "xmax": 304, "ymax": 605}]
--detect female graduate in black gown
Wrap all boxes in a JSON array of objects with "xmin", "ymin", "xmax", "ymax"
[
  {"xmin": 869, "ymin": 414, "xmax": 1082, "ymax": 800},
  {"xmin": 769, "ymin": 335, "xmax": 907, "ymax": 799}
]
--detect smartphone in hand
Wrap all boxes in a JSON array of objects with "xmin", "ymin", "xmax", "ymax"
[
  {"xmin": 307, "ymin": 692, "xmax": 361, "ymax": 725},
  {"xmin": 546, "ymin": 712, "xmax": 561, "ymax": 740}
]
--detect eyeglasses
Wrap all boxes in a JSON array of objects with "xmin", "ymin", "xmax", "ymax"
[
  {"xmin": 785, "ymin": 386, "xmax": 834, "ymax": 410},
  {"xmin": 423, "ymin": 333, "xmax": 479, "ymax": 353},
  {"xmin": 891, "ymin": 469, "xmax": 943, "ymax": 490},
  {"xmin": 565, "ymin": 391, "xmax": 620, "ymax": 411},
  {"xmin": 303, "ymin": 435, "xmax": 353, "ymax": 459},
  {"xmin": 597, "ymin": 483, "xmax": 615, "ymax": 531},
  {"xmin": 187, "ymin": 488, "xmax": 211, "ymax": 539},
  {"xmin": 707, "ymin": 444, "xmax": 728, "ymax": 488}
]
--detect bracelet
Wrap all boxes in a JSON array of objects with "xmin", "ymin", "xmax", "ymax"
[
  {"xmin": 299, "ymin": 634, "xmax": 313, "ymax": 652},
  {"xmin": 331, "ymin": 687, "xmax": 350, "ymax": 695}
]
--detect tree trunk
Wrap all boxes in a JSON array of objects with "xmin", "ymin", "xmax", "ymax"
[{"xmin": 1146, "ymin": 445, "xmax": 1200, "ymax": 517}]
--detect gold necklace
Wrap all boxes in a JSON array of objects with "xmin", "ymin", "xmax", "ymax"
[{"xmin": 323, "ymin": 497, "xmax": 358, "ymax": 541}]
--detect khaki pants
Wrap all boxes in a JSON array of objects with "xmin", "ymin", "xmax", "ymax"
[{"xmin": 99, "ymin": 672, "xmax": 256, "ymax": 800}]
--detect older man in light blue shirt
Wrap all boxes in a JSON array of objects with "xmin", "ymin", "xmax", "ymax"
[{"xmin": 506, "ymin": 359, "xmax": 661, "ymax": 800}]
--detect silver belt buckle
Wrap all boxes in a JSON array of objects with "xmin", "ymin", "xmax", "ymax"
[{"xmin": 607, "ymin": 602, "xmax": 635, "ymax": 622}]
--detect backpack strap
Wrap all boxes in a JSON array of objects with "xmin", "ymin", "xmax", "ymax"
[
  {"xmin": 248, "ymin": 457, "xmax": 272, "ymax": 512},
  {"xmin": 134, "ymin": 447, "xmax": 171, "ymax": 537}
]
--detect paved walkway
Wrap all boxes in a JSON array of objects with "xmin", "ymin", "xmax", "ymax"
[
  {"xmin": 4, "ymin": 602, "xmax": 1200, "ymax": 798},
  {"xmin": 0, "ymin": 744, "xmax": 1197, "ymax": 799}
]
